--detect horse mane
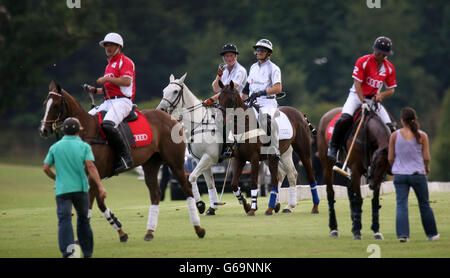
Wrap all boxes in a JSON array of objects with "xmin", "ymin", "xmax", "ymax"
[{"xmin": 222, "ymin": 83, "xmax": 246, "ymax": 110}]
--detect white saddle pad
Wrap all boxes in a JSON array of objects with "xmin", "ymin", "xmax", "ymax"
[{"xmin": 253, "ymin": 107, "xmax": 293, "ymax": 140}]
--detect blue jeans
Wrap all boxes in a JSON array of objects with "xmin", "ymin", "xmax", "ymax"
[
  {"xmin": 56, "ymin": 192, "xmax": 93, "ymax": 258},
  {"xmin": 394, "ymin": 174, "xmax": 438, "ymax": 238}
]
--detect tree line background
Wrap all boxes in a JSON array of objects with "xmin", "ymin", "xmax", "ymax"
[{"xmin": 0, "ymin": 0, "xmax": 449, "ymax": 180}]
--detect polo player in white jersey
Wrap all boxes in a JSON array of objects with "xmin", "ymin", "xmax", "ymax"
[
  {"xmin": 243, "ymin": 39, "xmax": 282, "ymax": 156},
  {"xmin": 203, "ymin": 43, "xmax": 247, "ymax": 158}
]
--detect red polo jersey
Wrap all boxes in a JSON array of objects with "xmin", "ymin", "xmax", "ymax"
[
  {"xmin": 352, "ymin": 54, "xmax": 397, "ymax": 97},
  {"xmin": 103, "ymin": 53, "xmax": 136, "ymax": 101}
]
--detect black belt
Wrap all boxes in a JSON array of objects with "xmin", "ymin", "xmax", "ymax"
[
  {"xmin": 364, "ymin": 95, "xmax": 375, "ymax": 99},
  {"xmin": 105, "ymin": 95, "xmax": 131, "ymax": 100}
]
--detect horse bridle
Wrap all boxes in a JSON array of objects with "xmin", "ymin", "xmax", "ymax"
[
  {"xmin": 41, "ymin": 91, "xmax": 82, "ymax": 133},
  {"xmin": 161, "ymin": 81, "xmax": 185, "ymax": 114}
]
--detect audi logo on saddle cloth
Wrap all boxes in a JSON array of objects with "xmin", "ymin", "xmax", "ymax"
[{"xmin": 134, "ymin": 134, "xmax": 148, "ymax": 142}]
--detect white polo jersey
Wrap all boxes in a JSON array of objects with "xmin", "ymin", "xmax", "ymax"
[
  {"xmin": 220, "ymin": 61, "xmax": 247, "ymax": 93},
  {"xmin": 247, "ymin": 60, "xmax": 281, "ymax": 108}
]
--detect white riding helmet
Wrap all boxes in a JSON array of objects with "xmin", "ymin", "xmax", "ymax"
[
  {"xmin": 253, "ymin": 39, "xmax": 273, "ymax": 52},
  {"xmin": 99, "ymin": 33, "xmax": 124, "ymax": 48}
]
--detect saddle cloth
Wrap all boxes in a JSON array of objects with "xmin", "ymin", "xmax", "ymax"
[
  {"xmin": 253, "ymin": 107, "xmax": 293, "ymax": 140},
  {"xmin": 98, "ymin": 109, "xmax": 152, "ymax": 148},
  {"xmin": 326, "ymin": 112, "xmax": 341, "ymax": 141},
  {"xmin": 326, "ymin": 108, "xmax": 363, "ymax": 141}
]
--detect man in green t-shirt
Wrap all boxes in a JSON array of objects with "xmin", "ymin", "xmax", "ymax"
[{"xmin": 44, "ymin": 117, "xmax": 107, "ymax": 258}]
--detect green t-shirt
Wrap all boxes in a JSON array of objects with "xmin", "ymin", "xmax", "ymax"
[{"xmin": 44, "ymin": 135, "xmax": 95, "ymax": 196}]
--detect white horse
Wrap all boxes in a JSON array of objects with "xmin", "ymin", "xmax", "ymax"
[
  {"xmin": 157, "ymin": 74, "xmax": 311, "ymax": 215},
  {"xmin": 157, "ymin": 73, "xmax": 223, "ymax": 215}
]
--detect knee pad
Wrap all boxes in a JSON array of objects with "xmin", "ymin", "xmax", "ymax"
[{"xmin": 101, "ymin": 120, "xmax": 116, "ymax": 135}]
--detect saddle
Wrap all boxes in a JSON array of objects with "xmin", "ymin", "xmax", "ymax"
[{"xmin": 97, "ymin": 105, "xmax": 152, "ymax": 149}]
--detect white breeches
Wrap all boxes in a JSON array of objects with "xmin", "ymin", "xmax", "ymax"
[
  {"xmin": 341, "ymin": 92, "xmax": 391, "ymax": 124},
  {"xmin": 88, "ymin": 98, "xmax": 133, "ymax": 127}
]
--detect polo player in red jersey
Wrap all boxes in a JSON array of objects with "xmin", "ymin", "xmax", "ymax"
[
  {"xmin": 327, "ymin": 36, "xmax": 397, "ymax": 163},
  {"xmin": 83, "ymin": 33, "xmax": 136, "ymax": 173}
]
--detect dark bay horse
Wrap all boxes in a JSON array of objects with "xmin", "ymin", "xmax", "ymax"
[
  {"xmin": 316, "ymin": 106, "xmax": 391, "ymax": 240},
  {"xmin": 39, "ymin": 81, "xmax": 205, "ymax": 241},
  {"xmin": 217, "ymin": 81, "xmax": 319, "ymax": 216}
]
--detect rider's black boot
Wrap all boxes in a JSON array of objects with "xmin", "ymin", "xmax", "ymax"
[
  {"xmin": 327, "ymin": 113, "xmax": 353, "ymax": 162},
  {"xmin": 101, "ymin": 120, "xmax": 134, "ymax": 174}
]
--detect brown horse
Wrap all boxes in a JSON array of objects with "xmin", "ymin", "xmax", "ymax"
[
  {"xmin": 39, "ymin": 81, "xmax": 205, "ymax": 241},
  {"xmin": 316, "ymin": 106, "xmax": 391, "ymax": 240},
  {"xmin": 217, "ymin": 81, "xmax": 319, "ymax": 216}
]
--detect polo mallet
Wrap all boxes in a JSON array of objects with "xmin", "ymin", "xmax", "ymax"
[
  {"xmin": 214, "ymin": 158, "xmax": 233, "ymax": 206},
  {"xmin": 333, "ymin": 111, "xmax": 366, "ymax": 179}
]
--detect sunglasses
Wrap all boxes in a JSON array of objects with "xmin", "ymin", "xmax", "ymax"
[
  {"xmin": 104, "ymin": 42, "xmax": 118, "ymax": 47},
  {"xmin": 255, "ymin": 48, "xmax": 268, "ymax": 52}
]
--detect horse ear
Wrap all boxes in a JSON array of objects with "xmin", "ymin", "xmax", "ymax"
[
  {"xmin": 180, "ymin": 72, "xmax": 187, "ymax": 84},
  {"xmin": 218, "ymin": 79, "xmax": 224, "ymax": 89},
  {"xmin": 49, "ymin": 80, "xmax": 56, "ymax": 91},
  {"xmin": 56, "ymin": 83, "xmax": 62, "ymax": 94},
  {"xmin": 229, "ymin": 80, "xmax": 234, "ymax": 89},
  {"xmin": 170, "ymin": 74, "xmax": 175, "ymax": 82}
]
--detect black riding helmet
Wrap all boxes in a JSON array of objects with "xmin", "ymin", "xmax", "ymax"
[
  {"xmin": 220, "ymin": 43, "xmax": 239, "ymax": 56},
  {"xmin": 63, "ymin": 117, "xmax": 83, "ymax": 135},
  {"xmin": 372, "ymin": 36, "xmax": 393, "ymax": 56}
]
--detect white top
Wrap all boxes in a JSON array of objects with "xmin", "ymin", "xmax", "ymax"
[
  {"xmin": 247, "ymin": 60, "xmax": 281, "ymax": 107},
  {"xmin": 220, "ymin": 61, "xmax": 247, "ymax": 93}
]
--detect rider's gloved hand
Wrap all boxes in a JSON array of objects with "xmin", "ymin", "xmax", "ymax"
[
  {"xmin": 217, "ymin": 63, "xmax": 226, "ymax": 77},
  {"xmin": 82, "ymin": 84, "xmax": 96, "ymax": 94},
  {"xmin": 203, "ymin": 97, "xmax": 214, "ymax": 107},
  {"xmin": 362, "ymin": 102, "xmax": 371, "ymax": 112}
]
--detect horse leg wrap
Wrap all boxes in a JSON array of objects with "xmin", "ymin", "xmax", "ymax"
[
  {"xmin": 288, "ymin": 186, "xmax": 297, "ymax": 208},
  {"xmin": 310, "ymin": 181, "xmax": 320, "ymax": 205},
  {"xmin": 351, "ymin": 198, "xmax": 363, "ymax": 233},
  {"xmin": 187, "ymin": 197, "xmax": 201, "ymax": 226},
  {"xmin": 87, "ymin": 209, "xmax": 92, "ymax": 219},
  {"xmin": 233, "ymin": 188, "xmax": 244, "ymax": 204},
  {"xmin": 208, "ymin": 188, "xmax": 219, "ymax": 209},
  {"xmin": 191, "ymin": 181, "xmax": 202, "ymax": 202},
  {"xmin": 268, "ymin": 186, "xmax": 278, "ymax": 208},
  {"xmin": 147, "ymin": 205, "xmax": 159, "ymax": 231},
  {"xmin": 251, "ymin": 189, "xmax": 258, "ymax": 210},
  {"xmin": 328, "ymin": 200, "xmax": 337, "ymax": 230},
  {"xmin": 102, "ymin": 208, "xmax": 122, "ymax": 231},
  {"xmin": 371, "ymin": 199, "xmax": 382, "ymax": 233}
]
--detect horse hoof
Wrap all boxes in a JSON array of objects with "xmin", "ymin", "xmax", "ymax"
[
  {"xmin": 311, "ymin": 204, "xmax": 319, "ymax": 214},
  {"xmin": 243, "ymin": 203, "xmax": 251, "ymax": 213},
  {"xmin": 374, "ymin": 232, "xmax": 384, "ymax": 240},
  {"xmin": 120, "ymin": 233, "xmax": 129, "ymax": 242},
  {"xmin": 274, "ymin": 203, "xmax": 281, "ymax": 213},
  {"xmin": 353, "ymin": 234, "xmax": 362, "ymax": 240},
  {"xmin": 196, "ymin": 228, "xmax": 206, "ymax": 238},
  {"xmin": 247, "ymin": 210, "xmax": 256, "ymax": 216},
  {"xmin": 196, "ymin": 201, "xmax": 206, "ymax": 214},
  {"xmin": 144, "ymin": 233, "xmax": 154, "ymax": 241},
  {"xmin": 330, "ymin": 230, "xmax": 339, "ymax": 238},
  {"xmin": 265, "ymin": 209, "xmax": 273, "ymax": 216},
  {"xmin": 282, "ymin": 208, "xmax": 292, "ymax": 213},
  {"xmin": 205, "ymin": 207, "xmax": 216, "ymax": 216}
]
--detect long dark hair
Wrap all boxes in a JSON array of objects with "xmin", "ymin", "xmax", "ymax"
[{"xmin": 401, "ymin": 107, "xmax": 421, "ymax": 144}]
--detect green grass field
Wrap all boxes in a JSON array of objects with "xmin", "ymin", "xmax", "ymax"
[{"xmin": 0, "ymin": 162, "xmax": 449, "ymax": 258}]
